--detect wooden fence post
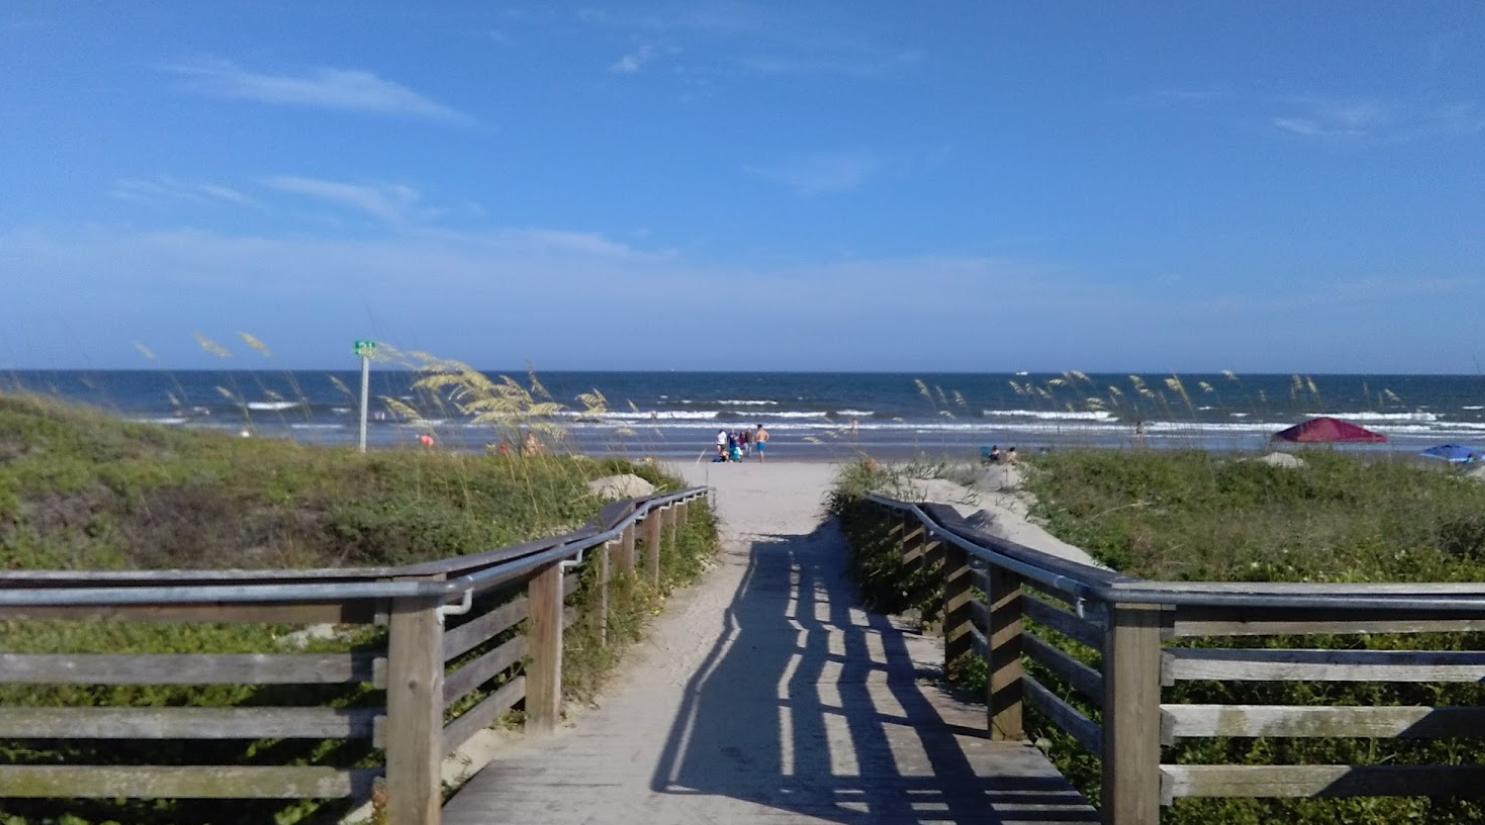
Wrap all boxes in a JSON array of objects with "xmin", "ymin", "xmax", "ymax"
[
  {"xmin": 1101, "ymin": 603, "xmax": 1167, "ymax": 825},
  {"xmin": 987, "ymin": 567, "xmax": 1024, "ymax": 740},
  {"xmin": 902, "ymin": 515, "xmax": 925, "ymax": 567},
  {"xmin": 662, "ymin": 504, "xmax": 678, "ymax": 566},
  {"xmin": 597, "ymin": 540, "xmax": 612, "ymax": 645},
  {"xmin": 618, "ymin": 523, "xmax": 636, "ymax": 604},
  {"xmin": 385, "ymin": 593, "xmax": 445, "ymax": 825},
  {"xmin": 525, "ymin": 560, "xmax": 565, "ymax": 735},
  {"xmin": 943, "ymin": 540, "xmax": 973, "ymax": 669},
  {"xmin": 643, "ymin": 509, "xmax": 663, "ymax": 587},
  {"xmin": 676, "ymin": 499, "xmax": 689, "ymax": 533}
]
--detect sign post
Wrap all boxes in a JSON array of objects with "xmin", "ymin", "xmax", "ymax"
[{"xmin": 354, "ymin": 340, "xmax": 377, "ymax": 453}]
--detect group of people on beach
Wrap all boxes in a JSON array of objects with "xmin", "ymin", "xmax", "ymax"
[
  {"xmin": 986, "ymin": 445, "xmax": 1018, "ymax": 465},
  {"xmin": 716, "ymin": 425, "xmax": 769, "ymax": 462}
]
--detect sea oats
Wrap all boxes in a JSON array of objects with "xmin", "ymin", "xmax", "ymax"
[{"xmin": 194, "ymin": 332, "xmax": 233, "ymax": 359}]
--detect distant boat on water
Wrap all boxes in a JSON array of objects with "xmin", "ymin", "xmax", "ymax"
[{"xmin": 1015, "ymin": 371, "xmax": 1029, "ymax": 376}]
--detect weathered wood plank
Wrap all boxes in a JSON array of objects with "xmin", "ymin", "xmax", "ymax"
[
  {"xmin": 525, "ymin": 560, "xmax": 564, "ymax": 735},
  {"xmin": 444, "ymin": 637, "xmax": 525, "ymax": 708},
  {"xmin": 1023, "ymin": 675, "xmax": 1101, "ymax": 756},
  {"xmin": 0, "ymin": 601, "xmax": 377, "ymax": 624},
  {"xmin": 1024, "ymin": 633, "xmax": 1102, "ymax": 707},
  {"xmin": 385, "ymin": 594, "xmax": 445, "ymax": 825},
  {"xmin": 1173, "ymin": 608, "xmax": 1485, "ymax": 638},
  {"xmin": 0, "ymin": 652, "xmax": 380, "ymax": 685},
  {"xmin": 987, "ymin": 567, "xmax": 1025, "ymax": 740},
  {"xmin": 0, "ymin": 706, "xmax": 379, "ymax": 740},
  {"xmin": 642, "ymin": 510, "xmax": 663, "ymax": 587},
  {"xmin": 1102, "ymin": 604, "xmax": 1167, "ymax": 825},
  {"xmin": 1161, "ymin": 764, "xmax": 1485, "ymax": 801},
  {"xmin": 0, "ymin": 765, "xmax": 381, "ymax": 799},
  {"xmin": 1161, "ymin": 704, "xmax": 1485, "ymax": 742},
  {"xmin": 443, "ymin": 675, "xmax": 526, "ymax": 755},
  {"xmin": 942, "ymin": 537, "xmax": 974, "ymax": 667},
  {"xmin": 1024, "ymin": 594, "xmax": 1103, "ymax": 650},
  {"xmin": 444, "ymin": 596, "xmax": 528, "ymax": 662},
  {"xmin": 1163, "ymin": 647, "xmax": 1485, "ymax": 684}
]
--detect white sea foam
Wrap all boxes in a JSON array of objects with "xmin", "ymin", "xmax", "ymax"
[
  {"xmin": 1315, "ymin": 411, "xmax": 1438, "ymax": 422},
  {"xmin": 290, "ymin": 423, "xmax": 344, "ymax": 430},
  {"xmin": 717, "ymin": 399, "xmax": 779, "ymax": 406},
  {"xmin": 983, "ymin": 409, "xmax": 1116, "ymax": 422},
  {"xmin": 247, "ymin": 401, "xmax": 301, "ymax": 411},
  {"xmin": 1465, "ymin": 406, "xmax": 1484, "ymax": 411},
  {"xmin": 837, "ymin": 409, "xmax": 874, "ymax": 417}
]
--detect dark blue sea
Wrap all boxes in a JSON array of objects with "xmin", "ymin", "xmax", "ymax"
[{"xmin": 5, "ymin": 370, "xmax": 1485, "ymax": 461}]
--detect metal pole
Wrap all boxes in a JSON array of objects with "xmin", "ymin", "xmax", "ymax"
[{"xmin": 358, "ymin": 354, "xmax": 370, "ymax": 453}]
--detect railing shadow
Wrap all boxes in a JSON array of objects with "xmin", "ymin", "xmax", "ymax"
[{"xmin": 650, "ymin": 519, "xmax": 1096, "ymax": 823}]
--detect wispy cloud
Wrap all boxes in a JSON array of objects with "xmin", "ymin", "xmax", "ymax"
[
  {"xmin": 265, "ymin": 176, "xmax": 427, "ymax": 225},
  {"xmin": 746, "ymin": 151, "xmax": 880, "ymax": 195},
  {"xmin": 163, "ymin": 57, "xmax": 471, "ymax": 124},
  {"xmin": 111, "ymin": 176, "xmax": 256, "ymax": 207},
  {"xmin": 1272, "ymin": 96, "xmax": 1485, "ymax": 141}
]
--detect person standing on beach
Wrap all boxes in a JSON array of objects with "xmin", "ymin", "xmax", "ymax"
[
  {"xmin": 716, "ymin": 428, "xmax": 728, "ymax": 459},
  {"xmin": 755, "ymin": 424, "xmax": 769, "ymax": 462}
]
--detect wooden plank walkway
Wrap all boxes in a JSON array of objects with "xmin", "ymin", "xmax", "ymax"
[{"xmin": 443, "ymin": 463, "xmax": 1095, "ymax": 825}]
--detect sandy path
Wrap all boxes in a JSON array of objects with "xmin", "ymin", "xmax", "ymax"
[{"xmin": 442, "ymin": 461, "xmax": 1092, "ymax": 825}]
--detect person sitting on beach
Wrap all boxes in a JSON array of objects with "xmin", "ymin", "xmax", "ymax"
[
  {"xmin": 1006, "ymin": 446, "xmax": 1018, "ymax": 464},
  {"xmin": 522, "ymin": 430, "xmax": 546, "ymax": 456},
  {"xmin": 988, "ymin": 445, "xmax": 1002, "ymax": 464},
  {"xmin": 727, "ymin": 430, "xmax": 741, "ymax": 462}
]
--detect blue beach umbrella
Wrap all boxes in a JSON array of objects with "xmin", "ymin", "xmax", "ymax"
[{"xmin": 1420, "ymin": 444, "xmax": 1479, "ymax": 463}]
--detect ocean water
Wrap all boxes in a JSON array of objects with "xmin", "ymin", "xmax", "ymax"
[{"xmin": 5, "ymin": 370, "xmax": 1485, "ymax": 461}]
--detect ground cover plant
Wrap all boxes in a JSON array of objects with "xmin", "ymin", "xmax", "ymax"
[
  {"xmin": 830, "ymin": 448, "xmax": 1485, "ymax": 825},
  {"xmin": 0, "ymin": 391, "xmax": 717, "ymax": 825}
]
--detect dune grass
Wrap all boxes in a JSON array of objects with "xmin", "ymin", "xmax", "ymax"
[
  {"xmin": 0, "ymin": 388, "xmax": 717, "ymax": 825},
  {"xmin": 830, "ymin": 448, "xmax": 1485, "ymax": 825}
]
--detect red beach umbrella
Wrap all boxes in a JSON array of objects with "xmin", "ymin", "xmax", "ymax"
[{"xmin": 1272, "ymin": 416, "xmax": 1387, "ymax": 443}]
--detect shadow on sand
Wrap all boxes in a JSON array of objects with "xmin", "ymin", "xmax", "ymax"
[{"xmin": 649, "ymin": 519, "xmax": 1096, "ymax": 824}]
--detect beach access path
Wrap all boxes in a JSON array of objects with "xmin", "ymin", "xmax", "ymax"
[{"xmin": 441, "ymin": 461, "xmax": 1095, "ymax": 825}]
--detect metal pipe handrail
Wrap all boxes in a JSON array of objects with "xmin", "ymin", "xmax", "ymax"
[
  {"xmin": 869, "ymin": 493, "xmax": 1485, "ymax": 614},
  {"xmin": 0, "ymin": 487, "xmax": 708, "ymax": 607}
]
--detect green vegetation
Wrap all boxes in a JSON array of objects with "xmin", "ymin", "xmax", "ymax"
[
  {"xmin": 0, "ymin": 391, "xmax": 718, "ymax": 825},
  {"xmin": 830, "ymin": 449, "xmax": 1485, "ymax": 825}
]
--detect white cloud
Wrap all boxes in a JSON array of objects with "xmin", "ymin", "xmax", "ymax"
[
  {"xmin": 265, "ymin": 176, "xmax": 425, "ymax": 225},
  {"xmin": 164, "ymin": 57, "xmax": 471, "ymax": 123},
  {"xmin": 609, "ymin": 44, "xmax": 657, "ymax": 74},
  {"xmin": 112, "ymin": 176, "xmax": 256, "ymax": 207},
  {"xmin": 746, "ymin": 152, "xmax": 879, "ymax": 195}
]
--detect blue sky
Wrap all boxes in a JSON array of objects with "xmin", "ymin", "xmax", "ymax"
[{"xmin": 2, "ymin": 2, "xmax": 1483, "ymax": 373}]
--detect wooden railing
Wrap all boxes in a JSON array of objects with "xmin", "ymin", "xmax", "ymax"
[
  {"xmin": 0, "ymin": 486, "xmax": 708, "ymax": 825},
  {"xmin": 865, "ymin": 494, "xmax": 1485, "ymax": 825}
]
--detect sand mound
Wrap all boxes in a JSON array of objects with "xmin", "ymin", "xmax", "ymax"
[
  {"xmin": 1258, "ymin": 451, "xmax": 1307, "ymax": 468},
  {"xmin": 587, "ymin": 474, "xmax": 656, "ymax": 500}
]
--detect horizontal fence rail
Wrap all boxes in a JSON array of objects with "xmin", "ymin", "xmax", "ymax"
[
  {"xmin": 0, "ymin": 485, "xmax": 710, "ymax": 825},
  {"xmin": 861, "ymin": 492, "xmax": 1485, "ymax": 825}
]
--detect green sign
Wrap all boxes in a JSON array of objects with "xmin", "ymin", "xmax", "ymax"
[{"xmin": 353, "ymin": 340, "xmax": 377, "ymax": 357}]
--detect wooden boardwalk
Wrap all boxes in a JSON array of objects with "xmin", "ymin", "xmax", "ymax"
[{"xmin": 443, "ymin": 465, "xmax": 1094, "ymax": 825}]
